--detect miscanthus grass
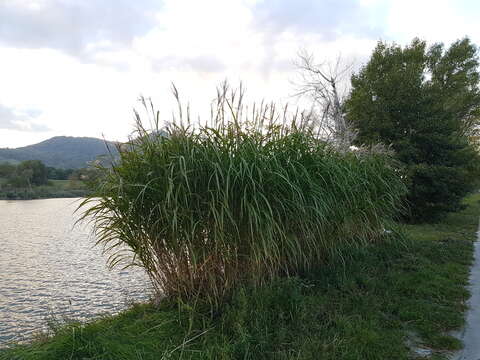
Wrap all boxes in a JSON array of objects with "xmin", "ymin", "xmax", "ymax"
[{"xmin": 79, "ymin": 84, "xmax": 406, "ymax": 307}]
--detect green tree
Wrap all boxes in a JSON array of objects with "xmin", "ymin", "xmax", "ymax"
[
  {"xmin": 46, "ymin": 166, "xmax": 74, "ymax": 180},
  {"xmin": 0, "ymin": 162, "xmax": 16, "ymax": 178},
  {"xmin": 17, "ymin": 160, "xmax": 48, "ymax": 186},
  {"xmin": 346, "ymin": 38, "xmax": 480, "ymax": 222},
  {"xmin": 7, "ymin": 169, "xmax": 33, "ymax": 188}
]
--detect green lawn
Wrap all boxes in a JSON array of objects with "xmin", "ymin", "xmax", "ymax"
[
  {"xmin": 0, "ymin": 179, "xmax": 87, "ymax": 200},
  {"xmin": 2, "ymin": 193, "xmax": 479, "ymax": 360},
  {"xmin": 48, "ymin": 179, "xmax": 87, "ymax": 190}
]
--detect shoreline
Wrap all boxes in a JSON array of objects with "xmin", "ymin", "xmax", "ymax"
[{"xmin": 0, "ymin": 194, "xmax": 87, "ymax": 201}]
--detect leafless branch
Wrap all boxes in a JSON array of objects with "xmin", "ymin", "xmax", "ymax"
[{"xmin": 293, "ymin": 50, "xmax": 357, "ymax": 150}]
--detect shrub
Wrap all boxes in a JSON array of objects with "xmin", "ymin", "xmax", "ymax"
[
  {"xmin": 80, "ymin": 86, "xmax": 406, "ymax": 307},
  {"xmin": 407, "ymin": 163, "xmax": 477, "ymax": 221}
]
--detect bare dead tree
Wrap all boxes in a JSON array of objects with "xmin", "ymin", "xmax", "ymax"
[{"xmin": 294, "ymin": 50, "xmax": 357, "ymax": 150}]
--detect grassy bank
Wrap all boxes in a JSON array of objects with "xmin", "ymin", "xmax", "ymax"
[
  {"xmin": 2, "ymin": 193, "xmax": 479, "ymax": 360},
  {"xmin": 0, "ymin": 179, "xmax": 88, "ymax": 200}
]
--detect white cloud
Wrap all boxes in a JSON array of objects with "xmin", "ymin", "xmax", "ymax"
[
  {"xmin": 0, "ymin": 0, "xmax": 478, "ymax": 148},
  {"xmin": 0, "ymin": 0, "xmax": 162, "ymax": 62},
  {"xmin": 384, "ymin": 0, "xmax": 480, "ymax": 45},
  {"xmin": 0, "ymin": 103, "xmax": 48, "ymax": 132},
  {"xmin": 252, "ymin": 0, "xmax": 383, "ymax": 39}
]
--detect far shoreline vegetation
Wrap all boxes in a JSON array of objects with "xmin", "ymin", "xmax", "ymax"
[
  {"xmin": 2, "ymin": 36, "xmax": 480, "ymax": 359},
  {"xmin": 0, "ymin": 160, "xmax": 96, "ymax": 200}
]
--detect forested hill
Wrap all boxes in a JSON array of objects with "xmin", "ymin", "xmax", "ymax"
[{"xmin": 0, "ymin": 136, "xmax": 118, "ymax": 169}]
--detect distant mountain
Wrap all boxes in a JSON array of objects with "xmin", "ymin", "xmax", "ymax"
[{"xmin": 0, "ymin": 136, "xmax": 118, "ymax": 169}]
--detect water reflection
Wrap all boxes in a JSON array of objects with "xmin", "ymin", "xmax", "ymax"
[{"xmin": 0, "ymin": 198, "xmax": 151, "ymax": 345}]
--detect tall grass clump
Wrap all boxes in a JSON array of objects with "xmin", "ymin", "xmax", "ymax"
[{"xmin": 80, "ymin": 84, "xmax": 407, "ymax": 307}]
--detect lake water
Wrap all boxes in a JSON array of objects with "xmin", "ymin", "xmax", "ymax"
[{"xmin": 0, "ymin": 198, "xmax": 151, "ymax": 346}]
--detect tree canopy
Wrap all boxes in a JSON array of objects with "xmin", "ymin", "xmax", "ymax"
[
  {"xmin": 346, "ymin": 38, "xmax": 480, "ymax": 221},
  {"xmin": 17, "ymin": 160, "xmax": 49, "ymax": 186},
  {"xmin": 1, "ymin": 160, "xmax": 50, "ymax": 189}
]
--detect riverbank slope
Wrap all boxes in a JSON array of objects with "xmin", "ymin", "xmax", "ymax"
[{"xmin": 2, "ymin": 193, "xmax": 479, "ymax": 360}]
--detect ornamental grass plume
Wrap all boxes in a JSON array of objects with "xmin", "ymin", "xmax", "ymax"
[{"xmin": 79, "ymin": 83, "xmax": 406, "ymax": 307}]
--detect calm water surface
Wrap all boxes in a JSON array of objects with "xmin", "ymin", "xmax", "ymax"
[{"xmin": 0, "ymin": 198, "xmax": 151, "ymax": 345}]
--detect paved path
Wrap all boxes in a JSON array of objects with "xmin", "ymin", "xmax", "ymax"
[{"xmin": 452, "ymin": 227, "xmax": 480, "ymax": 360}]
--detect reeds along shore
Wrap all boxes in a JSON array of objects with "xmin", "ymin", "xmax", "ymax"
[{"xmin": 79, "ymin": 86, "xmax": 407, "ymax": 308}]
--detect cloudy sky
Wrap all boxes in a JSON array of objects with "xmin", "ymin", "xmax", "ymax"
[{"xmin": 1, "ymin": 0, "xmax": 479, "ymax": 147}]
